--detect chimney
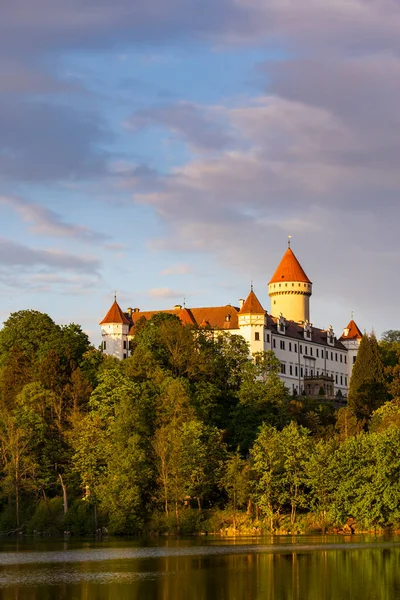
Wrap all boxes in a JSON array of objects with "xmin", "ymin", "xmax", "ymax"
[
  {"xmin": 127, "ymin": 307, "xmax": 133, "ymax": 317},
  {"xmin": 133, "ymin": 307, "xmax": 140, "ymax": 313},
  {"xmin": 174, "ymin": 304, "xmax": 182, "ymax": 310},
  {"xmin": 239, "ymin": 299, "xmax": 245, "ymax": 309}
]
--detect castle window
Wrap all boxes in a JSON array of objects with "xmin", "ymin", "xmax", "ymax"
[
  {"xmin": 300, "ymin": 345, "xmax": 303, "ymax": 353},
  {"xmin": 289, "ymin": 342, "xmax": 292, "ymax": 352},
  {"xmin": 340, "ymin": 354, "xmax": 343, "ymax": 363},
  {"xmin": 280, "ymin": 340, "xmax": 285, "ymax": 350},
  {"xmin": 335, "ymin": 352, "xmax": 338, "ymax": 361},
  {"xmin": 305, "ymin": 368, "xmax": 308, "ymax": 376},
  {"xmin": 316, "ymin": 349, "xmax": 319, "ymax": 357},
  {"xmin": 295, "ymin": 366, "xmax": 298, "ymax": 376},
  {"xmin": 340, "ymin": 375, "xmax": 343, "ymax": 385},
  {"xmin": 335, "ymin": 374, "xmax": 338, "ymax": 383},
  {"xmin": 345, "ymin": 356, "xmax": 347, "ymax": 364},
  {"xmin": 331, "ymin": 352, "xmax": 333, "ymax": 361},
  {"xmin": 266, "ymin": 333, "xmax": 270, "ymax": 343},
  {"xmin": 292, "ymin": 283, "xmax": 294, "ymax": 287},
  {"xmin": 345, "ymin": 377, "xmax": 348, "ymax": 386},
  {"xmin": 353, "ymin": 356, "xmax": 356, "ymax": 364},
  {"xmin": 310, "ymin": 347, "xmax": 313, "ymax": 356},
  {"xmin": 281, "ymin": 363, "xmax": 286, "ymax": 374},
  {"xmin": 289, "ymin": 365, "xmax": 293, "ymax": 375},
  {"xmin": 273, "ymin": 339, "xmax": 276, "ymax": 348},
  {"xmin": 285, "ymin": 283, "xmax": 287, "ymax": 287},
  {"xmin": 123, "ymin": 353, "xmax": 127, "ymax": 359},
  {"xmin": 255, "ymin": 332, "xmax": 260, "ymax": 341},
  {"xmin": 305, "ymin": 346, "xmax": 308, "ymax": 355},
  {"xmin": 103, "ymin": 341, "xmax": 106, "ymax": 350},
  {"xmin": 294, "ymin": 344, "xmax": 297, "ymax": 352},
  {"xmin": 301, "ymin": 368, "xmax": 304, "ymax": 377},
  {"xmin": 317, "ymin": 370, "xmax": 319, "ymax": 376},
  {"xmin": 123, "ymin": 340, "xmax": 127, "ymax": 349}
]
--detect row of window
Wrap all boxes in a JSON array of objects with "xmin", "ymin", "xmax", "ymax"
[
  {"xmin": 260, "ymin": 334, "xmax": 347, "ymax": 362},
  {"xmin": 280, "ymin": 363, "xmax": 348, "ymax": 386}
]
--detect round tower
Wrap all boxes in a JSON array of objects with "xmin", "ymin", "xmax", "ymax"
[
  {"xmin": 268, "ymin": 245, "xmax": 312, "ymax": 323},
  {"xmin": 100, "ymin": 298, "xmax": 131, "ymax": 359}
]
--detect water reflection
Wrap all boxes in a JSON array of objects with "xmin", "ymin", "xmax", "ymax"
[{"xmin": 0, "ymin": 537, "xmax": 399, "ymax": 600}]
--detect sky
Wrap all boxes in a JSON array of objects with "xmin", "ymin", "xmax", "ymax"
[{"xmin": 1, "ymin": 0, "xmax": 400, "ymax": 345}]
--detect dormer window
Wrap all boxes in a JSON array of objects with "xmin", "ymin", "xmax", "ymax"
[
  {"xmin": 327, "ymin": 325, "xmax": 335, "ymax": 346},
  {"xmin": 304, "ymin": 321, "xmax": 312, "ymax": 340},
  {"xmin": 225, "ymin": 314, "xmax": 231, "ymax": 322}
]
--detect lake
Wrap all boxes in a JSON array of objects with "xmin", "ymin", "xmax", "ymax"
[{"xmin": 0, "ymin": 535, "xmax": 399, "ymax": 599}]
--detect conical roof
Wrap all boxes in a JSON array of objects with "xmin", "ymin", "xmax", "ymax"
[
  {"xmin": 269, "ymin": 247, "xmax": 311, "ymax": 285},
  {"xmin": 239, "ymin": 289, "xmax": 265, "ymax": 315},
  {"xmin": 339, "ymin": 319, "xmax": 363, "ymax": 341},
  {"xmin": 100, "ymin": 300, "xmax": 130, "ymax": 325}
]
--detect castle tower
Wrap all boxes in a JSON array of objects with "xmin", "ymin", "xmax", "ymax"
[
  {"xmin": 238, "ymin": 287, "xmax": 267, "ymax": 354},
  {"xmin": 268, "ymin": 245, "xmax": 312, "ymax": 323},
  {"xmin": 100, "ymin": 299, "xmax": 131, "ymax": 359},
  {"xmin": 339, "ymin": 319, "xmax": 363, "ymax": 379}
]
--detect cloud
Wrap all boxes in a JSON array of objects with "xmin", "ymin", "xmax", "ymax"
[
  {"xmin": 0, "ymin": 272, "xmax": 100, "ymax": 296},
  {"xmin": 0, "ymin": 100, "xmax": 109, "ymax": 182},
  {"xmin": 0, "ymin": 196, "xmax": 109, "ymax": 243},
  {"xmin": 148, "ymin": 287, "xmax": 186, "ymax": 300},
  {"xmin": 126, "ymin": 102, "xmax": 234, "ymax": 151},
  {"xmin": 0, "ymin": 238, "xmax": 100, "ymax": 274},
  {"xmin": 161, "ymin": 263, "xmax": 192, "ymax": 276},
  {"xmin": 128, "ymin": 84, "xmax": 400, "ymax": 334}
]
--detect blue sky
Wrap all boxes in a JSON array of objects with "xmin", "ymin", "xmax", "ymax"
[{"xmin": 1, "ymin": 0, "xmax": 400, "ymax": 344}]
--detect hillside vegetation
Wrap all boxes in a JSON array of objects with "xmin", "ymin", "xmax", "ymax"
[{"xmin": 0, "ymin": 310, "xmax": 399, "ymax": 535}]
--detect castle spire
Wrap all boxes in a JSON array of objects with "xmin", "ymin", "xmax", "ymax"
[{"xmin": 268, "ymin": 244, "xmax": 312, "ymax": 322}]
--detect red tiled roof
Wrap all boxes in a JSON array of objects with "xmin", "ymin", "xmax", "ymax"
[
  {"xmin": 115, "ymin": 302, "xmax": 347, "ymax": 349},
  {"xmin": 239, "ymin": 290, "xmax": 266, "ymax": 315},
  {"xmin": 128, "ymin": 305, "xmax": 240, "ymax": 330},
  {"xmin": 178, "ymin": 307, "xmax": 197, "ymax": 325},
  {"xmin": 339, "ymin": 319, "xmax": 363, "ymax": 341},
  {"xmin": 269, "ymin": 248, "xmax": 311, "ymax": 284},
  {"xmin": 100, "ymin": 300, "xmax": 130, "ymax": 325}
]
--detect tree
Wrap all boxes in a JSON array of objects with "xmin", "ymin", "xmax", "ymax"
[
  {"xmin": 348, "ymin": 333, "xmax": 388, "ymax": 422},
  {"xmin": 252, "ymin": 422, "xmax": 312, "ymax": 527},
  {"xmin": 306, "ymin": 438, "xmax": 339, "ymax": 531},
  {"xmin": 0, "ymin": 310, "xmax": 61, "ymax": 365},
  {"xmin": 331, "ymin": 429, "xmax": 400, "ymax": 528},
  {"xmin": 221, "ymin": 451, "xmax": 251, "ymax": 529},
  {"xmin": 0, "ymin": 404, "xmax": 45, "ymax": 527}
]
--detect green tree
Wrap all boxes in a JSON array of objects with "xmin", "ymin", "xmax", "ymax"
[
  {"xmin": 0, "ymin": 404, "xmax": 45, "ymax": 528},
  {"xmin": 252, "ymin": 422, "xmax": 312, "ymax": 527},
  {"xmin": 348, "ymin": 333, "xmax": 388, "ymax": 422},
  {"xmin": 221, "ymin": 451, "xmax": 251, "ymax": 529}
]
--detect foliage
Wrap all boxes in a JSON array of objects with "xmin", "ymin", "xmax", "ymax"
[
  {"xmin": 0, "ymin": 308, "xmax": 399, "ymax": 535},
  {"xmin": 348, "ymin": 333, "xmax": 388, "ymax": 422}
]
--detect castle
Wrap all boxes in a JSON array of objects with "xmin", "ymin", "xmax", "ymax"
[{"xmin": 100, "ymin": 244, "xmax": 362, "ymax": 397}]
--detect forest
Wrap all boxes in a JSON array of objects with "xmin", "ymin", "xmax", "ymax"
[{"xmin": 0, "ymin": 309, "xmax": 400, "ymax": 536}]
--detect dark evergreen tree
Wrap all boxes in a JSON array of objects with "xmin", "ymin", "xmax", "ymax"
[{"xmin": 348, "ymin": 333, "xmax": 388, "ymax": 422}]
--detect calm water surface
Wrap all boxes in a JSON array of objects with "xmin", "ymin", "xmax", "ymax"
[{"xmin": 0, "ymin": 535, "xmax": 399, "ymax": 599}]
